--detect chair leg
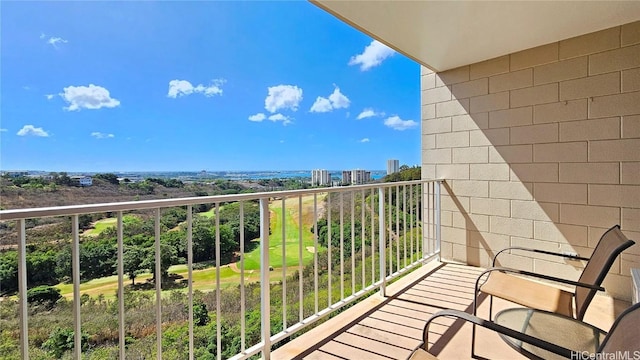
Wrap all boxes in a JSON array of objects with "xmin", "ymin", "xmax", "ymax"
[
  {"xmin": 489, "ymin": 295, "xmax": 493, "ymax": 321},
  {"xmin": 472, "ymin": 291, "xmax": 479, "ymax": 358}
]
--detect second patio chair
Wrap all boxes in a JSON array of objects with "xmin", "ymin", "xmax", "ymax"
[
  {"xmin": 408, "ymin": 302, "xmax": 640, "ymax": 360},
  {"xmin": 473, "ymin": 224, "xmax": 634, "ymax": 322},
  {"xmin": 470, "ymin": 224, "xmax": 634, "ymax": 357}
]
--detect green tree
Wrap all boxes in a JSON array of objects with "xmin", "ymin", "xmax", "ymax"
[
  {"xmin": 94, "ymin": 173, "xmax": 120, "ymax": 185},
  {"xmin": 122, "ymin": 245, "xmax": 145, "ymax": 285},
  {"xmin": 27, "ymin": 250, "xmax": 58, "ymax": 285},
  {"xmin": 142, "ymin": 243, "xmax": 176, "ymax": 280},
  {"xmin": 80, "ymin": 239, "xmax": 116, "ymax": 280}
]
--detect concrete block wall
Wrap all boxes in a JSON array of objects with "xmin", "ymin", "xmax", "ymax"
[{"xmin": 422, "ymin": 21, "xmax": 640, "ymax": 301}]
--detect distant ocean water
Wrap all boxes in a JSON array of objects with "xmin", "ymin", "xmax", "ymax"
[{"xmin": 82, "ymin": 170, "xmax": 387, "ymax": 181}]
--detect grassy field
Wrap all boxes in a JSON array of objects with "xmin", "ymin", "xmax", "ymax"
[
  {"xmin": 56, "ymin": 194, "xmax": 325, "ymax": 300},
  {"xmin": 243, "ymin": 195, "xmax": 319, "ymax": 270},
  {"xmin": 82, "ymin": 215, "xmax": 139, "ymax": 236}
]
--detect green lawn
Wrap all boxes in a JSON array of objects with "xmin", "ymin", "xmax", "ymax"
[
  {"xmin": 57, "ymin": 194, "xmax": 325, "ymax": 300},
  {"xmin": 243, "ymin": 195, "xmax": 320, "ymax": 270},
  {"xmin": 83, "ymin": 215, "xmax": 139, "ymax": 236}
]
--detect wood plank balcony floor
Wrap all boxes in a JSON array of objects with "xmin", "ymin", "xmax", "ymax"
[{"xmin": 273, "ymin": 262, "xmax": 628, "ymax": 360}]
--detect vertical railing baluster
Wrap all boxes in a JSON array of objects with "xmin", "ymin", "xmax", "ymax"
[
  {"xmin": 298, "ymin": 196, "xmax": 303, "ymax": 322},
  {"xmin": 350, "ymin": 191, "xmax": 355, "ymax": 296},
  {"xmin": 361, "ymin": 189, "xmax": 365, "ymax": 291},
  {"xmin": 410, "ymin": 185, "xmax": 414, "ymax": 263},
  {"xmin": 370, "ymin": 189, "xmax": 375, "ymax": 286},
  {"xmin": 117, "ymin": 212, "xmax": 125, "ymax": 360},
  {"xmin": 259, "ymin": 198, "xmax": 271, "ymax": 359},
  {"xmin": 378, "ymin": 187, "xmax": 386, "ymax": 296},
  {"xmin": 388, "ymin": 187, "xmax": 392, "ymax": 275},
  {"xmin": 327, "ymin": 195, "xmax": 332, "ymax": 307},
  {"xmin": 340, "ymin": 192, "xmax": 344, "ymax": 300},
  {"xmin": 430, "ymin": 182, "xmax": 435, "ymax": 255},
  {"xmin": 71, "ymin": 215, "xmax": 81, "ymax": 360},
  {"xmin": 403, "ymin": 185, "xmax": 407, "ymax": 268},
  {"xmin": 435, "ymin": 181, "xmax": 442, "ymax": 256},
  {"xmin": 154, "ymin": 209, "xmax": 162, "ymax": 360},
  {"xmin": 282, "ymin": 198, "xmax": 286, "ymax": 330},
  {"xmin": 423, "ymin": 183, "xmax": 428, "ymax": 259},
  {"xmin": 313, "ymin": 194, "xmax": 318, "ymax": 314},
  {"xmin": 187, "ymin": 206, "xmax": 194, "ymax": 360},
  {"xmin": 395, "ymin": 186, "xmax": 400, "ymax": 273},
  {"xmin": 17, "ymin": 219, "xmax": 28, "ymax": 360},
  {"xmin": 239, "ymin": 202, "xmax": 246, "ymax": 353},
  {"xmin": 215, "ymin": 203, "xmax": 221, "ymax": 360}
]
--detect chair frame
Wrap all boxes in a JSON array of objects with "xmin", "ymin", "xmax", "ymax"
[
  {"xmin": 412, "ymin": 302, "xmax": 640, "ymax": 360},
  {"xmin": 470, "ymin": 224, "xmax": 634, "ymax": 358}
]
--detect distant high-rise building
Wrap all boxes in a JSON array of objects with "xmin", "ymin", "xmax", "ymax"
[
  {"xmin": 311, "ymin": 169, "xmax": 330, "ymax": 186},
  {"xmin": 341, "ymin": 170, "xmax": 352, "ymax": 185},
  {"xmin": 387, "ymin": 159, "xmax": 400, "ymax": 174},
  {"xmin": 350, "ymin": 169, "xmax": 371, "ymax": 185}
]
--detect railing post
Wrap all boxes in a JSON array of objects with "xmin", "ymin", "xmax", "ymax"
[
  {"xmin": 259, "ymin": 198, "xmax": 271, "ymax": 359},
  {"xmin": 117, "ymin": 212, "xmax": 125, "ymax": 360},
  {"xmin": 154, "ymin": 209, "xmax": 162, "ymax": 360},
  {"xmin": 72, "ymin": 215, "xmax": 81, "ymax": 360},
  {"xmin": 378, "ymin": 187, "xmax": 386, "ymax": 296},
  {"xmin": 17, "ymin": 219, "xmax": 28, "ymax": 360},
  {"xmin": 435, "ymin": 181, "xmax": 442, "ymax": 258},
  {"xmin": 422, "ymin": 183, "xmax": 428, "ymax": 260}
]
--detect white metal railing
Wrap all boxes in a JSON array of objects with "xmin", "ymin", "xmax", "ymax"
[{"xmin": 0, "ymin": 179, "xmax": 442, "ymax": 359}]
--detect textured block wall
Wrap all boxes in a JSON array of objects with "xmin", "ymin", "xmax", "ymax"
[{"xmin": 422, "ymin": 21, "xmax": 640, "ymax": 300}]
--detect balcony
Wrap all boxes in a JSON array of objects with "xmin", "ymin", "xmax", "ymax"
[
  {"xmin": 0, "ymin": 179, "xmax": 446, "ymax": 359},
  {"xmin": 0, "ymin": 178, "xmax": 630, "ymax": 359}
]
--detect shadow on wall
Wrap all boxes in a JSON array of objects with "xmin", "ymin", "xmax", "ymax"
[{"xmin": 425, "ymin": 42, "xmax": 640, "ymax": 300}]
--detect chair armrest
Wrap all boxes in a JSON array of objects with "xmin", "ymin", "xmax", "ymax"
[
  {"xmin": 422, "ymin": 309, "xmax": 574, "ymax": 359},
  {"xmin": 479, "ymin": 267, "xmax": 605, "ymax": 291},
  {"xmin": 492, "ymin": 247, "xmax": 589, "ymax": 267}
]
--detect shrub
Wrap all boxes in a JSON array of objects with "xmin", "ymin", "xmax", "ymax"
[
  {"xmin": 26, "ymin": 285, "xmax": 61, "ymax": 308},
  {"xmin": 42, "ymin": 327, "xmax": 89, "ymax": 358}
]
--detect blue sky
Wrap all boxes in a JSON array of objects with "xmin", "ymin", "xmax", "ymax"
[{"xmin": 1, "ymin": 1, "xmax": 420, "ymax": 172}]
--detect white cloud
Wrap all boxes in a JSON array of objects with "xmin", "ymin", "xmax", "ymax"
[
  {"xmin": 310, "ymin": 97, "xmax": 332, "ymax": 113},
  {"xmin": 356, "ymin": 108, "xmax": 384, "ymax": 120},
  {"xmin": 360, "ymin": 138, "xmax": 370, "ymax": 143},
  {"xmin": 60, "ymin": 84, "xmax": 120, "ymax": 111},
  {"xmin": 167, "ymin": 79, "xmax": 224, "ymax": 98},
  {"xmin": 264, "ymin": 85, "xmax": 303, "ymax": 113},
  {"xmin": 17, "ymin": 125, "xmax": 49, "ymax": 137},
  {"xmin": 310, "ymin": 85, "xmax": 350, "ymax": 113},
  {"xmin": 248, "ymin": 113, "xmax": 266, "ymax": 122},
  {"xmin": 22, "ymin": 86, "xmax": 31, "ymax": 91},
  {"xmin": 91, "ymin": 132, "xmax": 115, "ymax": 139},
  {"xmin": 384, "ymin": 116, "xmax": 418, "ymax": 131},
  {"xmin": 279, "ymin": 140, "xmax": 285, "ymax": 143},
  {"xmin": 45, "ymin": 94, "xmax": 55, "ymax": 100},
  {"xmin": 349, "ymin": 40, "xmax": 395, "ymax": 71},
  {"xmin": 328, "ymin": 87, "xmax": 350, "ymax": 109},
  {"xmin": 40, "ymin": 33, "xmax": 68, "ymax": 48},
  {"xmin": 0, "ymin": 128, "xmax": 8, "ymax": 132},
  {"xmin": 48, "ymin": 37, "xmax": 68, "ymax": 46},
  {"xmin": 268, "ymin": 113, "xmax": 292, "ymax": 125}
]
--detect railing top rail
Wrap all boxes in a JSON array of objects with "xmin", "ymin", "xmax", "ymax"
[{"xmin": 0, "ymin": 179, "xmax": 441, "ymax": 220}]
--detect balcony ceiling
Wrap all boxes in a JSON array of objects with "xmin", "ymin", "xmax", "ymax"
[{"xmin": 311, "ymin": 1, "xmax": 640, "ymax": 72}]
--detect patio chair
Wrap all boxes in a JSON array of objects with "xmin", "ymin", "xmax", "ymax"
[
  {"xmin": 470, "ymin": 224, "xmax": 634, "ymax": 357},
  {"xmin": 474, "ymin": 225, "xmax": 634, "ymax": 321},
  {"xmin": 407, "ymin": 302, "xmax": 640, "ymax": 360}
]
